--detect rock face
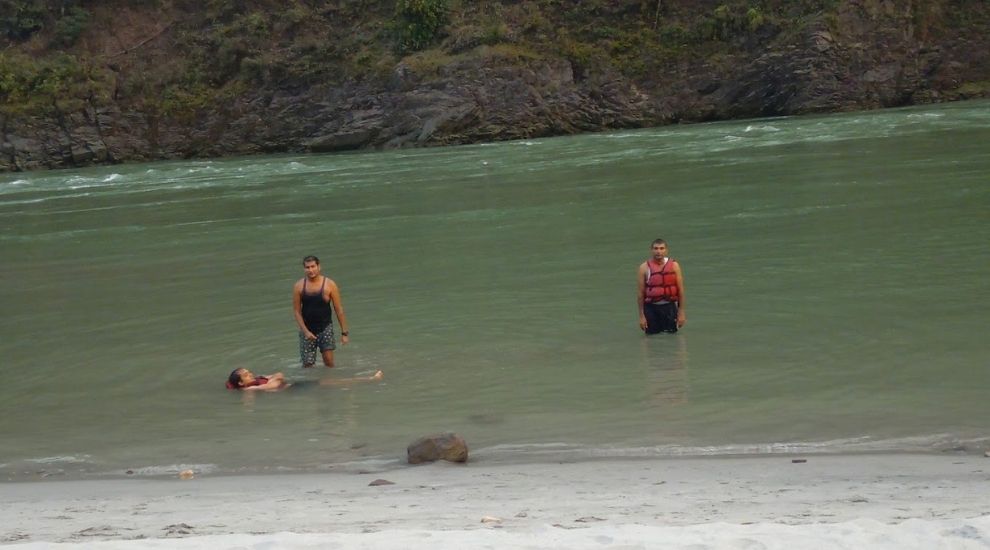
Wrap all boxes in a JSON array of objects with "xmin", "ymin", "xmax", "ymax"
[
  {"xmin": 407, "ymin": 432, "xmax": 469, "ymax": 465},
  {"xmin": 1, "ymin": 0, "xmax": 988, "ymax": 172}
]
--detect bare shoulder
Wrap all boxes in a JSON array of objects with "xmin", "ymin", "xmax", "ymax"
[
  {"xmin": 293, "ymin": 278, "xmax": 305, "ymax": 291},
  {"xmin": 323, "ymin": 277, "xmax": 340, "ymax": 294},
  {"xmin": 637, "ymin": 261, "xmax": 648, "ymax": 273}
]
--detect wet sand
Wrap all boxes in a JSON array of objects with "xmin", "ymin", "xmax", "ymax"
[{"xmin": 3, "ymin": 453, "xmax": 989, "ymax": 548}]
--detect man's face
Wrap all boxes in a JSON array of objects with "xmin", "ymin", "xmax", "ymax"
[
  {"xmin": 238, "ymin": 369, "xmax": 256, "ymax": 386},
  {"xmin": 651, "ymin": 243, "xmax": 668, "ymax": 259},
  {"xmin": 303, "ymin": 260, "xmax": 321, "ymax": 278}
]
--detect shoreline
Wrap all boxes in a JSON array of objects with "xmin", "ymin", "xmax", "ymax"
[
  {"xmin": 3, "ymin": 453, "xmax": 990, "ymax": 547},
  {"xmin": 5, "ymin": 440, "xmax": 988, "ymax": 483}
]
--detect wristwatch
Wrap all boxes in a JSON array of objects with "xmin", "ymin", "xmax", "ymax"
[{"xmin": 341, "ymin": 331, "xmax": 349, "ymax": 336}]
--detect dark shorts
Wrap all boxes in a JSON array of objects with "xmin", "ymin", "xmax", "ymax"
[
  {"xmin": 299, "ymin": 324, "xmax": 335, "ymax": 365},
  {"xmin": 644, "ymin": 302, "xmax": 678, "ymax": 334}
]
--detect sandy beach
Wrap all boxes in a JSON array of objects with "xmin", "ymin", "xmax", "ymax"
[{"xmin": 3, "ymin": 453, "xmax": 990, "ymax": 548}]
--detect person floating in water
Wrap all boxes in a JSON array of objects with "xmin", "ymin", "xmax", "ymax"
[
  {"xmin": 226, "ymin": 368, "xmax": 384, "ymax": 391},
  {"xmin": 293, "ymin": 255, "xmax": 350, "ymax": 368},
  {"xmin": 226, "ymin": 369, "xmax": 289, "ymax": 391},
  {"xmin": 637, "ymin": 238, "xmax": 686, "ymax": 334}
]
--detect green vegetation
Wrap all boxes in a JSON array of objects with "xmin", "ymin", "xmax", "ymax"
[
  {"xmin": 956, "ymin": 80, "xmax": 990, "ymax": 97},
  {"xmin": 1, "ymin": 0, "xmax": 93, "ymax": 45},
  {"xmin": 393, "ymin": 0, "xmax": 449, "ymax": 53},
  {"xmin": 0, "ymin": 51, "xmax": 109, "ymax": 114},
  {"xmin": 1, "ymin": 1, "xmax": 46, "ymax": 41},
  {"xmin": 0, "ymin": 0, "xmax": 983, "ymax": 117},
  {"xmin": 51, "ymin": 5, "xmax": 90, "ymax": 47}
]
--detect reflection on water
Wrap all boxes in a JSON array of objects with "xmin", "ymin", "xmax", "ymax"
[{"xmin": 640, "ymin": 334, "xmax": 689, "ymax": 407}]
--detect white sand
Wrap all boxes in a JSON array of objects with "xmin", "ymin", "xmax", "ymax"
[{"xmin": 3, "ymin": 453, "xmax": 990, "ymax": 549}]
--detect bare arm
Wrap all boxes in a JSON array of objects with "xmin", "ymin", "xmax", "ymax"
[
  {"xmin": 327, "ymin": 279, "xmax": 350, "ymax": 344},
  {"xmin": 674, "ymin": 262, "xmax": 686, "ymax": 327},
  {"xmin": 637, "ymin": 262, "xmax": 648, "ymax": 331},
  {"xmin": 318, "ymin": 370, "xmax": 383, "ymax": 386},
  {"xmin": 243, "ymin": 372, "xmax": 286, "ymax": 392},
  {"xmin": 292, "ymin": 280, "xmax": 315, "ymax": 338}
]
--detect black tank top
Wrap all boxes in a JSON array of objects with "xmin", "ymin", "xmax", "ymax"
[{"xmin": 301, "ymin": 278, "xmax": 332, "ymax": 333}]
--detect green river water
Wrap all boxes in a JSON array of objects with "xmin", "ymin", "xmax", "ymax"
[{"xmin": 1, "ymin": 100, "xmax": 988, "ymax": 480}]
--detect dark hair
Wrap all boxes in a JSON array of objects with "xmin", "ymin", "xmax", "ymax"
[
  {"xmin": 303, "ymin": 255, "xmax": 320, "ymax": 265},
  {"xmin": 651, "ymin": 238, "xmax": 667, "ymax": 247},
  {"xmin": 227, "ymin": 368, "xmax": 244, "ymax": 389}
]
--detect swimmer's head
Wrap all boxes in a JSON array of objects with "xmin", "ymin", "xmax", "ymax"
[{"xmin": 226, "ymin": 368, "xmax": 254, "ymax": 389}]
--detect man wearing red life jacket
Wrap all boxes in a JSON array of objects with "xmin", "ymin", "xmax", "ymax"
[{"xmin": 637, "ymin": 238, "xmax": 686, "ymax": 334}]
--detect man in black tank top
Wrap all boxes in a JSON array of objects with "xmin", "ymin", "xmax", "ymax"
[{"xmin": 292, "ymin": 255, "xmax": 350, "ymax": 367}]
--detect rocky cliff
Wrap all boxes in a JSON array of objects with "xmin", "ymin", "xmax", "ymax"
[{"xmin": 1, "ymin": 0, "xmax": 988, "ymax": 172}]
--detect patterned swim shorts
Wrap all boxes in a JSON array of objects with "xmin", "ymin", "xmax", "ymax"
[{"xmin": 299, "ymin": 324, "xmax": 335, "ymax": 366}]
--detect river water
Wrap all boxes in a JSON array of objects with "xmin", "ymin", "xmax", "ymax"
[{"xmin": 1, "ymin": 100, "xmax": 988, "ymax": 480}]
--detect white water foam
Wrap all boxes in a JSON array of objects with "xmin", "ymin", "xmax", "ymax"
[
  {"xmin": 474, "ymin": 434, "xmax": 987, "ymax": 462},
  {"xmin": 25, "ymin": 455, "xmax": 93, "ymax": 465},
  {"xmin": 743, "ymin": 124, "xmax": 781, "ymax": 132},
  {"xmin": 113, "ymin": 463, "xmax": 219, "ymax": 477}
]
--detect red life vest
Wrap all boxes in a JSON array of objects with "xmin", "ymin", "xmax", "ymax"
[
  {"xmin": 644, "ymin": 258, "xmax": 679, "ymax": 303},
  {"xmin": 226, "ymin": 376, "xmax": 269, "ymax": 390}
]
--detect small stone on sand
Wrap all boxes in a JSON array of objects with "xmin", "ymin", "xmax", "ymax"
[{"xmin": 369, "ymin": 478, "xmax": 395, "ymax": 486}]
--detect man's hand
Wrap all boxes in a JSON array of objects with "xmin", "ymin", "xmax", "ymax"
[
  {"xmin": 341, "ymin": 334, "xmax": 350, "ymax": 345},
  {"xmin": 639, "ymin": 315, "xmax": 648, "ymax": 331},
  {"xmin": 303, "ymin": 330, "xmax": 317, "ymax": 340},
  {"xmin": 677, "ymin": 312, "xmax": 686, "ymax": 328}
]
